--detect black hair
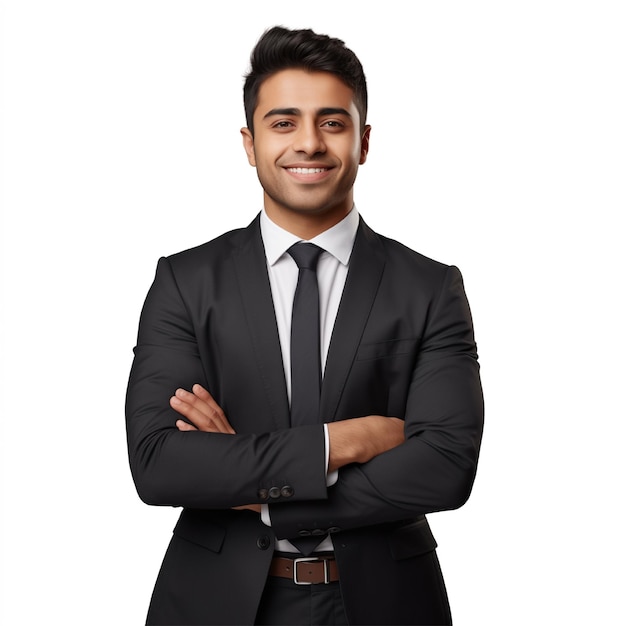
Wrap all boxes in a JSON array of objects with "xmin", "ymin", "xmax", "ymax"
[{"xmin": 243, "ymin": 26, "xmax": 368, "ymax": 135}]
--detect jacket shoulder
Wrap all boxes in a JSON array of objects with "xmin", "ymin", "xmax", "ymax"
[
  {"xmin": 363, "ymin": 222, "xmax": 454, "ymax": 287},
  {"xmin": 158, "ymin": 215, "xmax": 261, "ymax": 279},
  {"xmin": 167, "ymin": 227, "xmax": 248, "ymax": 265}
]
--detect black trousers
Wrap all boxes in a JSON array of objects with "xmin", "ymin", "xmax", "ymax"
[{"xmin": 255, "ymin": 575, "xmax": 349, "ymax": 626}]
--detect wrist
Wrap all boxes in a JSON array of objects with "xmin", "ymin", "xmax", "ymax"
[{"xmin": 327, "ymin": 419, "xmax": 366, "ymax": 471}]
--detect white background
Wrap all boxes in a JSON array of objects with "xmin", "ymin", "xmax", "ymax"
[{"xmin": 1, "ymin": 1, "xmax": 624, "ymax": 624}]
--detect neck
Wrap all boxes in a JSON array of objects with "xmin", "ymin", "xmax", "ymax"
[{"xmin": 263, "ymin": 198, "xmax": 353, "ymax": 240}]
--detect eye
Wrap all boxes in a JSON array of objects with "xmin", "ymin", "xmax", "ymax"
[
  {"xmin": 272, "ymin": 120, "xmax": 295, "ymax": 130},
  {"xmin": 322, "ymin": 120, "xmax": 344, "ymax": 130}
]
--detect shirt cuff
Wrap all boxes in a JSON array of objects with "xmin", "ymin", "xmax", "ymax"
[
  {"xmin": 261, "ymin": 504, "xmax": 271, "ymax": 527},
  {"xmin": 324, "ymin": 424, "xmax": 339, "ymax": 487}
]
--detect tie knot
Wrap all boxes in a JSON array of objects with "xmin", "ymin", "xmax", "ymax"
[{"xmin": 288, "ymin": 242, "xmax": 323, "ymax": 270}]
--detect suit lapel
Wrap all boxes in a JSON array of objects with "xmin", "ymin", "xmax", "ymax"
[
  {"xmin": 231, "ymin": 215, "xmax": 291, "ymax": 430},
  {"xmin": 320, "ymin": 219, "xmax": 386, "ymax": 423}
]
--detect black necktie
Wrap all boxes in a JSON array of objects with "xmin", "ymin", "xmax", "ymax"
[
  {"xmin": 287, "ymin": 242, "xmax": 324, "ymax": 556},
  {"xmin": 288, "ymin": 242, "xmax": 323, "ymax": 428}
]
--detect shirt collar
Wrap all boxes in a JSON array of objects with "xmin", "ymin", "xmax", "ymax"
[{"xmin": 260, "ymin": 207, "xmax": 359, "ymax": 267}]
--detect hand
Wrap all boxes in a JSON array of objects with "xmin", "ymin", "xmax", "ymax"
[
  {"xmin": 327, "ymin": 415, "xmax": 405, "ymax": 472},
  {"xmin": 171, "ymin": 386, "xmax": 261, "ymax": 514},
  {"xmin": 170, "ymin": 384, "xmax": 235, "ymax": 434},
  {"xmin": 171, "ymin": 386, "xmax": 260, "ymax": 513},
  {"xmin": 233, "ymin": 504, "xmax": 262, "ymax": 513}
]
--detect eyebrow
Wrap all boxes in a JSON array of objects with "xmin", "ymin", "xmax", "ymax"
[{"xmin": 263, "ymin": 107, "xmax": 353, "ymax": 120}]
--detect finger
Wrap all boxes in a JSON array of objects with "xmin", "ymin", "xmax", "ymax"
[
  {"xmin": 232, "ymin": 504, "xmax": 262, "ymax": 513},
  {"xmin": 187, "ymin": 385, "xmax": 235, "ymax": 434},
  {"xmin": 176, "ymin": 419, "xmax": 198, "ymax": 432},
  {"xmin": 191, "ymin": 384, "xmax": 233, "ymax": 430},
  {"xmin": 191, "ymin": 383, "xmax": 215, "ymax": 402},
  {"xmin": 170, "ymin": 394, "xmax": 215, "ymax": 431},
  {"xmin": 171, "ymin": 390, "xmax": 234, "ymax": 434}
]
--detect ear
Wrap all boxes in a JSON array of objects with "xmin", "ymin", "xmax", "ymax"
[
  {"xmin": 359, "ymin": 125, "xmax": 371, "ymax": 165},
  {"xmin": 240, "ymin": 128, "xmax": 256, "ymax": 166}
]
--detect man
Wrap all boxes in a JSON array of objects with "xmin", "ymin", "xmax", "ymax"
[{"xmin": 126, "ymin": 26, "xmax": 483, "ymax": 625}]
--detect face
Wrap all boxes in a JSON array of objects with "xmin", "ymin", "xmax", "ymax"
[{"xmin": 241, "ymin": 69, "xmax": 370, "ymax": 237}]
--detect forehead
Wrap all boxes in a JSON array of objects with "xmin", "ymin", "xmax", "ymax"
[{"xmin": 255, "ymin": 69, "xmax": 359, "ymax": 119}]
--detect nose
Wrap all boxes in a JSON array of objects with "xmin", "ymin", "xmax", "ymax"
[{"xmin": 293, "ymin": 120, "xmax": 326, "ymax": 155}]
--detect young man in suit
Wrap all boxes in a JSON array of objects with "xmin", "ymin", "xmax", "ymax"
[{"xmin": 126, "ymin": 26, "xmax": 484, "ymax": 625}]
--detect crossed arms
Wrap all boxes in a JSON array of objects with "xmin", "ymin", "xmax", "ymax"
[
  {"xmin": 126, "ymin": 252, "xmax": 483, "ymax": 540},
  {"xmin": 170, "ymin": 382, "xmax": 406, "ymax": 513},
  {"xmin": 172, "ymin": 383, "xmax": 405, "ymax": 472}
]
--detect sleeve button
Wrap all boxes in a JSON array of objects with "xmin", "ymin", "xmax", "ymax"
[
  {"xmin": 268, "ymin": 487, "xmax": 281, "ymax": 499},
  {"xmin": 280, "ymin": 485, "xmax": 294, "ymax": 498}
]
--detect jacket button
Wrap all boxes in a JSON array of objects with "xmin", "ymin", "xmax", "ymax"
[
  {"xmin": 268, "ymin": 487, "xmax": 281, "ymax": 499},
  {"xmin": 257, "ymin": 535, "xmax": 271, "ymax": 550},
  {"xmin": 257, "ymin": 488, "xmax": 269, "ymax": 500},
  {"xmin": 280, "ymin": 485, "xmax": 294, "ymax": 498}
]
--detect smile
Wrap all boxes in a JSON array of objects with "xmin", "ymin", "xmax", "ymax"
[{"xmin": 286, "ymin": 167, "xmax": 329, "ymax": 174}]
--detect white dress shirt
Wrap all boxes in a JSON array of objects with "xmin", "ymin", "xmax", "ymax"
[{"xmin": 259, "ymin": 206, "xmax": 359, "ymax": 553}]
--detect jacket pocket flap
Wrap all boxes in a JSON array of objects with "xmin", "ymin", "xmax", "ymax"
[
  {"xmin": 356, "ymin": 338, "xmax": 416, "ymax": 361},
  {"xmin": 388, "ymin": 518, "xmax": 437, "ymax": 560},
  {"xmin": 173, "ymin": 510, "xmax": 226, "ymax": 553}
]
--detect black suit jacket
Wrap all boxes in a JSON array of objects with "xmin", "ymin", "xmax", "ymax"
[{"xmin": 126, "ymin": 215, "xmax": 484, "ymax": 625}]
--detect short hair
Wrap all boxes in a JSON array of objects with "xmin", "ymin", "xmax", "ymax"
[{"xmin": 243, "ymin": 26, "xmax": 368, "ymax": 135}]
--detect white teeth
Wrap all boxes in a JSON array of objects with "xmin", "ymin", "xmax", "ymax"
[{"xmin": 287, "ymin": 167, "xmax": 328, "ymax": 174}]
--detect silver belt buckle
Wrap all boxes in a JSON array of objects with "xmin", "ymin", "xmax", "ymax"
[{"xmin": 293, "ymin": 557, "xmax": 330, "ymax": 585}]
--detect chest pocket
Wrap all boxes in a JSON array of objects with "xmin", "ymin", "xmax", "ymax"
[{"xmin": 355, "ymin": 338, "xmax": 417, "ymax": 362}]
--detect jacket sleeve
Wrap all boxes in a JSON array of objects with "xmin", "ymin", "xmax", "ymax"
[
  {"xmin": 268, "ymin": 265, "xmax": 484, "ymax": 539},
  {"xmin": 125, "ymin": 256, "xmax": 328, "ymax": 509}
]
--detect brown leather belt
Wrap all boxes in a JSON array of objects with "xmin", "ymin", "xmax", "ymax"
[{"xmin": 269, "ymin": 556, "xmax": 339, "ymax": 585}]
